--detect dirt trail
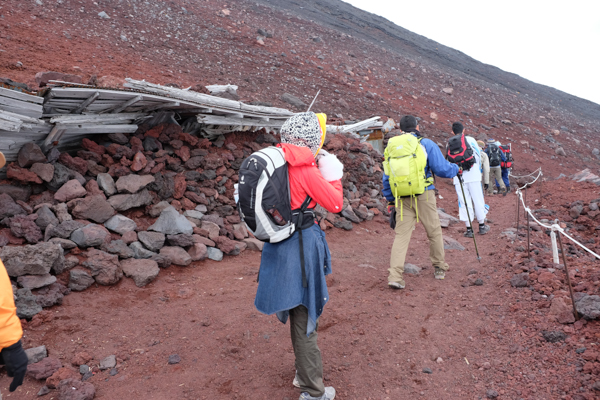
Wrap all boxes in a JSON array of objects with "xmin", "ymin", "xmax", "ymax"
[{"xmin": 4, "ymin": 177, "xmax": 595, "ymax": 399}]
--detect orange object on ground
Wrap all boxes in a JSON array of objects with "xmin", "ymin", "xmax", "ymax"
[{"xmin": 0, "ymin": 259, "xmax": 23, "ymax": 351}]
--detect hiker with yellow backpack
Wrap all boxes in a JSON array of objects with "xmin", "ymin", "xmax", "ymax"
[{"xmin": 382, "ymin": 116, "xmax": 459, "ymax": 289}]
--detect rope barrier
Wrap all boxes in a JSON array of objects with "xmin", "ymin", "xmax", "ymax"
[
  {"xmin": 516, "ymin": 169, "xmax": 543, "ymax": 191},
  {"xmin": 515, "ymin": 187, "xmax": 600, "ymax": 261},
  {"xmin": 509, "ymin": 167, "xmax": 542, "ymax": 179}
]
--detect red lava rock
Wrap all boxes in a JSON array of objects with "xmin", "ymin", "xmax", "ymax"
[
  {"xmin": 180, "ymin": 197, "xmax": 195, "ymax": 211},
  {"xmin": 81, "ymin": 138, "xmax": 106, "ymax": 156},
  {"xmin": 46, "ymin": 366, "xmax": 80, "ymax": 389},
  {"xmin": 85, "ymin": 179, "xmax": 105, "ymax": 197},
  {"xmin": 58, "ymin": 153, "xmax": 88, "ymax": 176},
  {"xmin": 7, "ymin": 162, "xmax": 43, "ymax": 184},
  {"xmin": 55, "ymin": 179, "xmax": 87, "ymax": 202},
  {"xmin": 27, "ymin": 357, "xmax": 63, "ymax": 380},
  {"xmin": 173, "ymin": 174, "xmax": 186, "ymax": 199},
  {"xmin": 179, "ymin": 132, "xmax": 199, "ymax": 147},
  {"xmin": 213, "ymin": 236, "xmax": 247, "ymax": 256},
  {"xmin": 9, "ymin": 214, "xmax": 43, "ymax": 243},
  {"xmin": 130, "ymin": 136, "xmax": 144, "ymax": 153},
  {"xmin": 537, "ymin": 271, "xmax": 556, "ymax": 285},
  {"xmin": 17, "ymin": 142, "xmax": 47, "ymax": 167},
  {"xmin": 121, "ymin": 230, "xmax": 138, "ymax": 244},
  {"xmin": 175, "ymin": 145, "xmax": 191, "ymax": 162}
]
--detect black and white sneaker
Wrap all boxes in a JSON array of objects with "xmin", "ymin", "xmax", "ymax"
[
  {"xmin": 464, "ymin": 228, "xmax": 474, "ymax": 238},
  {"xmin": 478, "ymin": 224, "xmax": 490, "ymax": 235}
]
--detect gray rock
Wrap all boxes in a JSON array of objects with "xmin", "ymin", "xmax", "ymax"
[
  {"xmin": 103, "ymin": 240, "xmax": 135, "ymax": 259},
  {"xmin": 96, "ymin": 173, "xmax": 117, "ymax": 196},
  {"xmin": 0, "ymin": 193, "xmax": 26, "ymax": 219},
  {"xmin": 422, "ymin": 367, "xmax": 433, "ymax": 374},
  {"xmin": 98, "ymin": 10, "xmax": 110, "ymax": 19},
  {"xmin": 443, "ymin": 236, "xmax": 465, "ymax": 251},
  {"xmin": 104, "ymin": 214, "xmax": 137, "ymax": 234},
  {"xmin": 281, "ymin": 93, "xmax": 306, "ymax": 109},
  {"xmin": 70, "ymin": 194, "xmax": 115, "ymax": 223},
  {"xmin": 57, "ymin": 378, "xmax": 95, "ymax": 399},
  {"xmin": 555, "ymin": 147, "xmax": 566, "ymax": 156},
  {"xmin": 0, "ymin": 185, "xmax": 32, "ymax": 203},
  {"xmin": 590, "ymin": 202, "xmax": 599, "ymax": 211},
  {"xmin": 148, "ymin": 201, "xmax": 171, "ymax": 218},
  {"xmin": 437, "ymin": 209, "xmax": 460, "ymax": 224},
  {"xmin": 592, "ymin": 148, "xmax": 600, "ymax": 156},
  {"xmin": 148, "ymin": 206, "xmax": 193, "ymax": 235},
  {"xmin": 70, "ymin": 224, "xmax": 109, "ymax": 248},
  {"xmin": 167, "ymin": 234, "xmax": 194, "ymax": 247},
  {"xmin": 576, "ymin": 294, "xmax": 600, "ymax": 320},
  {"xmin": 52, "ymin": 202, "xmax": 73, "ymax": 223},
  {"xmin": 151, "ymin": 254, "xmax": 171, "ymax": 269},
  {"xmin": 69, "ymin": 269, "xmax": 95, "ymax": 291},
  {"xmin": 64, "ymin": 255, "xmax": 79, "ymax": 270},
  {"xmin": 15, "ymin": 288, "xmax": 43, "ymax": 319},
  {"xmin": 510, "ymin": 273, "xmax": 529, "ymax": 288},
  {"xmin": 570, "ymin": 204, "xmax": 583, "ymax": 219},
  {"xmin": 35, "ymin": 205, "xmax": 59, "ymax": 231},
  {"xmin": 121, "ymin": 258, "xmax": 160, "ymax": 287},
  {"xmin": 129, "ymin": 241, "xmax": 157, "ymax": 259},
  {"xmin": 168, "ymin": 354, "xmax": 181, "ymax": 364},
  {"xmin": 342, "ymin": 206, "xmax": 361, "ymax": 223},
  {"xmin": 48, "ymin": 238, "xmax": 77, "ymax": 251},
  {"xmin": 82, "ymin": 249, "xmax": 122, "ymax": 285},
  {"xmin": 0, "ymin": 242, "xmax": 64, "ymax": 277},
  {"xmin": 486, "ymin": 389, "xmax": 499, "ymax": 399},
  {"xmin": 115, "ymin": 174, "xmax": 155, "ymax": 194},
  {"xmin": 159, "ymin": 246, "xmax": 192, "ymax": 266},
  {"xmin": 195, "ymin": 205, "xmax": 208, "ymax": 213},
  {"xmin": 108, "ymin": 189, "xmax": 153, "ymax": 212},
  {"xmin": 207, "ymin": 247, "xmax": 224, "ymax": 261},
  {"xmin": 25, "ymin": 345, "xmax": 47, "ymax": 364},
  {"xmin": 48, "ymin": 220, "xmax": 84, "ymax": 239},
  {"xmin": 184, "ymin": 210, "xmax": 204, "ymax": 220},
  {"xmin": 138, "ymin": 231, "xmax": 165, "ymax": 252},
  {"xmin": 542, "ymin": 330, "xmax": 567, "ymax": 343},
  {"xmin": 17, "ymin": 274, "xmax": 56, "ymax": 290},
  {"xmin": 333, "ymin": 217, "xmax": 353, "ymax": 230},
  {"xmin": 404, "ymin": 263, "xmax": 421, "ymax": 275},
  {"xmin": 17, "ymin": 142, "xmax": 46, "ymax": 168},
  {"xmin": 108, "ymin": 132, "xmax": 128, "ymax": 144},
  {"xmin": 99, "ymin": 355, "xmax": 116, "ymax": 370},
  {"xmin": 35, "ymin": 282, "xmax": 66, "ymax": 308},
  {"xmin": 80, "ymin": 365, "xmax": 90, "ymax": 374}
]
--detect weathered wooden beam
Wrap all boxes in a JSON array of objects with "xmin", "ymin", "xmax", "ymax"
[
  {"xmin": 0, "ymin": 87, "xmax": 44, "ymax": 104},
  {"xmin": 108, "ymin": 95, "xmax": 143, "ymax": 114},
  {"xmin": 50, "ymin": 113, "xmax": 144, "ymax": 124},
  {"xmin": 70, "ymin": 91, "xmax": 100, "ymax": 114},
  {"xmin": 141, "ymin": 101, "xmax": 181, "ymax": 112},
  {"xmin": 41, "ymin": 125, "xmax": 65, "ymax": 152},
  {"xmin": 197, "ymin": 114, "xmax": 285, "ymax": 127}
]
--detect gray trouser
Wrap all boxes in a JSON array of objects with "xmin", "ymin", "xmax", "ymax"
[{"xmin": 290, "ymin": 305, "xmax": 324, "ymax": 397}]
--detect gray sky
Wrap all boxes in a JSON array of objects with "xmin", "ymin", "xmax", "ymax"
[{"xmin": 345, "ymin": 0, "xmax": 600, "ymax": 105}]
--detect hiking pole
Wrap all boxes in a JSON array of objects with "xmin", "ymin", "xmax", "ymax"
[
  {"xmin": 306, "ymin": 89, "xmax": 321, "ymax": 112},
  {"xmin": 556, "ymin": 233, "xmax": 580, "ymax": 321},
  {"xmin": 458, "ymin": 175, "xmax": 481, "ymax": 262}
]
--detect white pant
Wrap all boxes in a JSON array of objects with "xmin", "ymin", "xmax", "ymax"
[{"xmin": 455, "ymin": 180, "xmax": 487, "ymax": 226}]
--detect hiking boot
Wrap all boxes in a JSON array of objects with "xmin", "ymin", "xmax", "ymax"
[
  {"xmin": 463, "ymin": 228, "xmax": 474, "ymax": 238},
  {"xmin": 388, "ymin": 281, "xmax": 405, "ymax": 290},
  {"xmin": 293, "ymin": 373, "xmax": 300, "ymax": 388},
  {"xmin": 299, "ymin": 387, "xmax": 336, "ymax": 400},
  {"xmin": 502, "ymin": 187, "xmax": 508, "ymax": 196},
  {"xmin": 478, "ymin": 224, "xmax": 490, "ymax": 235},
  {"xmin": 434, "ymin": 268, "xmax": 445, "ymax": 280}
]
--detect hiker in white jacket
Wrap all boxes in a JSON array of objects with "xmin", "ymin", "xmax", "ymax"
[{"xmin": 451, "ymin": 123, "xmax": 490, "ymax": 238}]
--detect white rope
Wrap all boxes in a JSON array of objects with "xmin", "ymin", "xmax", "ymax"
[
  {"xmin": 516, "ymin": 187, "xmax": 600, "ymax": 260},
  {"xmin": 516, "ymin": 169, "xmax": 543, "ymax": 190},
  {"xmin": 509, "ymin": 167, "xmax": 542, "ymax": 179}
]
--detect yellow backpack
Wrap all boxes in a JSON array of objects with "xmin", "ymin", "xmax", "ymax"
[{"xmin": 383, "ymin": 134, "xmax": 433, "ymax": 220}]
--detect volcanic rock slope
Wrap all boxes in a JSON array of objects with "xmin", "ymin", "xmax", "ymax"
[{"xmin": 0, "ymin": 0, "xmax": 599, "ymax": 178}]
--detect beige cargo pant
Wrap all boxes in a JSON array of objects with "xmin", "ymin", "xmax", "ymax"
[
  {"xmin": 388, "ymin": 191, "xmax": 449, "ymax": 285},
  {"xmin": 488, "ymin": 167, "xmax": 505, "ymax": 194}
]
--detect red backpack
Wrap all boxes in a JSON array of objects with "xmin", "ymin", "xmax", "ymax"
[{"xmin": 499, "ymin": 145, "xmax": 513, "ymax": 168}]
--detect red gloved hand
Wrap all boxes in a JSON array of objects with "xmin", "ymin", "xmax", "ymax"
[{"xmin": 387, "ymin": 202, "xmax": 394, "ymax": 214}]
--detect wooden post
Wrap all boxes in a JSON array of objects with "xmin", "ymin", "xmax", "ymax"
[
  {"xmin": 557, "ymin": 233, "xmax": 580, "ymax": 321},
  {"xmin": 516, "ymin": 189, "xmax": 520, "ymax": 230}
]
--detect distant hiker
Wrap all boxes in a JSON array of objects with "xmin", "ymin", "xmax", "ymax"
[
  {"xmin": 1, "ymin": 259, "xmax": 28, "ymax": 396},
  {"xmin": 484, "ymin": 138, "xmax": 506, "ymax": 195},
  {"xmin": 253, "ymin": 112, "xmax": 343, "ymax": 400},
  {"xmin": 477, "ymin": 140, "xmax": 490, "ymax": 192},
  {"xmin": 382, "ymin": 115, "xmax": 459, "ymax": 288},
  {"xmin": 448, "ymin": 123, "xmax": 490, "ymax": 238},
  {"xmin": 499, "ymin": 144, "xmax": 513, "ymax": 192}
]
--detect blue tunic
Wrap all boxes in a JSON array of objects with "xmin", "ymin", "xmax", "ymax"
[{"xmin": 254, "ymin": 224, "xmax": 332, "ymax": 336}]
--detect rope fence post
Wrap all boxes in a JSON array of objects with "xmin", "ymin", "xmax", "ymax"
[
  {"xmin": 556, "ymin": 232, "xmax": 579, "ymax": 321},
  {"xmin": 516, "ymin": 190, "xmax": 520, "ymax": 231}
]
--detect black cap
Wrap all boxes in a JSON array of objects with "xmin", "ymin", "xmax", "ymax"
[{"xmin": 400, "ymin": 115, "xmax": 418, "ymax": 131}]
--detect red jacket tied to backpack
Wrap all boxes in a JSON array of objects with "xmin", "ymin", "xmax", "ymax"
[{"xmin": 278, "ymin": 142, "xmax": 343, "ymax": 212}]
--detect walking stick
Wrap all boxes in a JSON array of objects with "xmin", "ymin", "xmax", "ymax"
[{"xmin": 458, "ymin": 175, "xmax": 481, "ymax": 262}]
